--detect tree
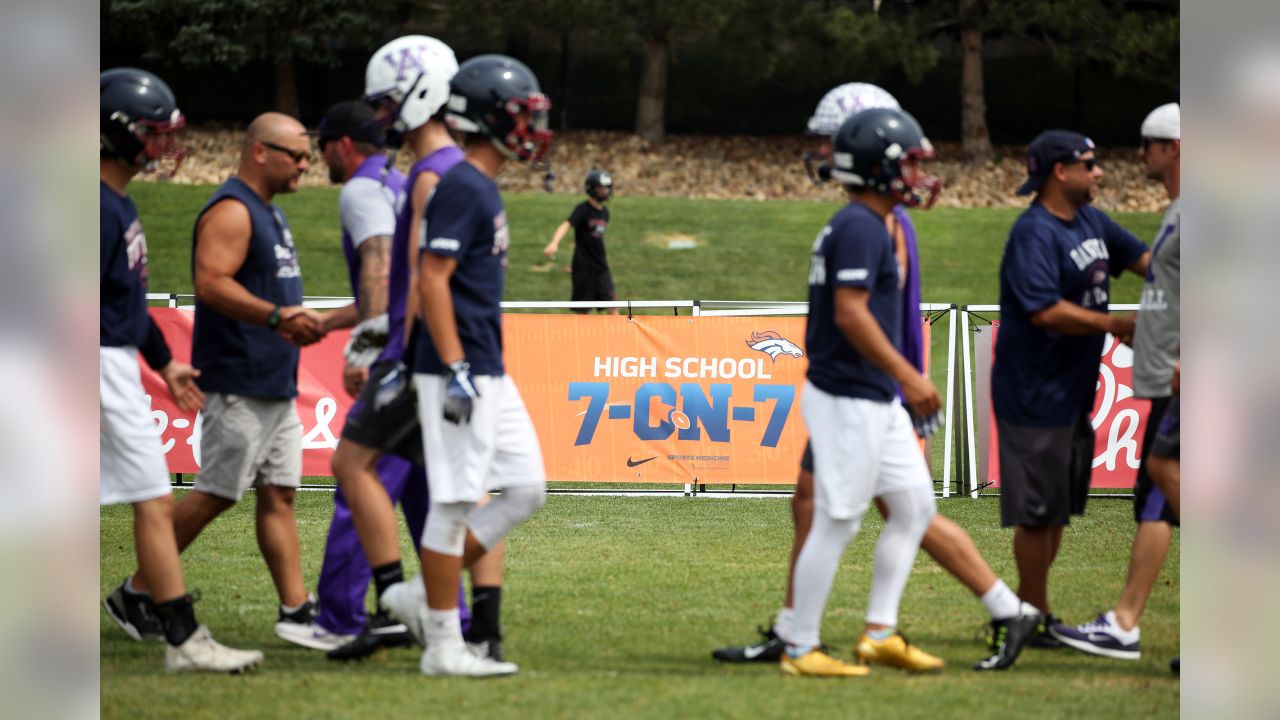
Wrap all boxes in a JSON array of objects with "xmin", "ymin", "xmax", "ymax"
[
  {"xmin": 959, "ymin": 0, "xmax": 993, "ymax": 161},
  {"xmin": 617, "ymin": 1, "xmax": 740, "ymax": 145},
  {"xmin": 105, "ymin": 0, "xmax": 410, "ymax": 117}
]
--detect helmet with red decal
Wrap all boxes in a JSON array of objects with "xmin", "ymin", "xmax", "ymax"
[
  {"xmin": 830, "ymin": 107, "xmax": 941, "ymax": 209},
  {"xmin": 444, "ymin": 54, "xmax": 553, "ymax": 164},
  {"xmin": 100, "ymin": 68, "xmax": 187, "ymax": 175}
]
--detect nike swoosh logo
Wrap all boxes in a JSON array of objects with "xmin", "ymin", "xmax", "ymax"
[
  {"xmin": 1086, "ymin": 633, "xmax": 1127, "ymax": 644},
  {"xmin": 742, "ymin": 645, "xmax": 766, "ymax": 659},
  {"xmin": 626, "ymin": 456, "xmax": 658, "ymax": 467}
]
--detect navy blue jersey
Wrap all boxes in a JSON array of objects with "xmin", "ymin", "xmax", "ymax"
[
  {"xmin": 413, "ymin": 161, "xmax": 508, "ymax": 376},
  {"xmin": 191, "ymin": 177, "xmax": 305, "ymax": 399},
  {"xmin": 805, "ymin": 202, "xmax": 901, "ymax": 401},
  {"xmin": 993, "ymin": 203, "xmax": 1148, "ymax": 426},
  {"xmin": 100, "ymin": 181, "xmax": 151, "ymax": 348}
]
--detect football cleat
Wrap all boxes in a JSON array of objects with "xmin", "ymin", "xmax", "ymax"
[
  {"xmin": 974, "ymin": 603, "xmax": 1042, "ymax": 671},
  {"xmin": 780, "ymin": 649, "xmax": 870, "ymax": 678},
  {"xmin": 327, "ymin": 610, "xmax": 414, "ymax": 661},
  {"xmin": 712, "ymin": 625, "xmax": 786, "ymax": 663},
  {"xmin": 421, "ymin": 639, "xmax": 518, "ymax": 677},
  {"xmin": 1030, "ymin": 613, "xmax": 1066, "ymax": 649},
  {"xmin": 379, "ymin": 579, "xmax": 427, "ymax": 647},
  {"xmin": 165, "ymin": 626, "xmax": 263, "ymax": 674},
  {"xmin": 855, "ymin": 632, "xmax": 944, "ymax": 673}
]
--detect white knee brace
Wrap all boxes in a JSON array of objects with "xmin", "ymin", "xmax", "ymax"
[
  {"xmin": 421, "ymin": 501, "xmax": 476, "ymax": 556},
  {"xmin": 469, "ymin": 485, "xmax": 546, "ymax": 550}
]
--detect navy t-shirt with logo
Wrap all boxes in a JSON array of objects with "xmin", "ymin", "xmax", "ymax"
[
  {"xmin": 413, "ymin": 161, "xmax": 508, "ymax": 376},
  {"xmin": 805, "ymin": 201, "xmax": 901, "ymax": 402},
  {"xmin": 100, "ymin": 181, "xmax": 151, "ymax": 348},
  {"xmin": 993, "ymin": 203, "xmax": 1148, "ymax": 426}
]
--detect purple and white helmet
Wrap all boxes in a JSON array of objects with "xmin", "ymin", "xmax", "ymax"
[{"xmin": 805, "ymin": 82, "xmax": 900, "ymax": 136}]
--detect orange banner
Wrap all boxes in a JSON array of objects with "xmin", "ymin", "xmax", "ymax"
[{"xmin": 505, "ymin": 315, "xmax": 813, "ymax": 483}]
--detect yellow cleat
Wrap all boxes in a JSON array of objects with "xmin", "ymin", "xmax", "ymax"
[
  {"xmin": 855, "ymin": 633, "xmax": 945, "ymax": 673},
  {"xmin": 780, "ymin": 649, "xmax": 871, "ymax": 678}
]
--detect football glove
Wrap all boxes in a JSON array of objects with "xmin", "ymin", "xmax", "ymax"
[
  {"xmin": 343, "ymin": 314, "xmax": 390, "ymax": 368},
  {"xmin": 372, "ymin": 361, "xmax": 410, "ymax": 412},
  {"xmin": 443, "ymin": 360, "xmax": 480, "ymax": 424},
  {"xmin": 910, "ymin": 408, "xmax": 945, "ymax": 439}
]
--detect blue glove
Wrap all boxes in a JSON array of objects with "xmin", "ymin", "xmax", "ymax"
[{"xmin": 444, "ymin": 360, "xmax": 480, "ymax": 424}]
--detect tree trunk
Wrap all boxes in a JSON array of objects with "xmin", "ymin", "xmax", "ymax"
[
  {"xmin": 635, "ymin": 34, "xmax": 668, "ymax": 146},
  {"xmin": 558, "ymin": 30, "xmax": 572, "ymax": 132},
  {"xmin": 274, "ymin": 58, "xmax": 300, "ymax": 118},
  {"xmin": 959, "ymin": 0, "xmax": 993, "ymax": 162}
]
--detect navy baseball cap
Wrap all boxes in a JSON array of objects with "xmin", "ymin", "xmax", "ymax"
[
  {"xmin": 312, "ymin": 100, "xmax": 385, "ymax": 147},
  {"xmin": 1016, "ymin": 130, "xmax": 1097, "ymax": 196}
]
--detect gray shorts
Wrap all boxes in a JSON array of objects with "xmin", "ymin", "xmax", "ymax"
[{"xmin": 194, "ymin": 393, "xmax": 302, "ymax": 501}]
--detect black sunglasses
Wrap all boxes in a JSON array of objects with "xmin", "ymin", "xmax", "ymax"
[
  {"xmin": 261, "ymin": 140, "xmax": 313, "ymax": 164},
  {"xmin": 1065, "ymin": 158, "xmax": 1099, "ymax": 171},
  {"xmin": 1141, "ymin": 137, "xmax": 1172, "ymax": 152}
]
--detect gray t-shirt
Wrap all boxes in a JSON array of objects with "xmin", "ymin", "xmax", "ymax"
[{"xmin": 1133, "ymin": 197, "xmax": 1180, "ymax": 397}]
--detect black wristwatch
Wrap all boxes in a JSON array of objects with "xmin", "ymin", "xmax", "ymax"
[{"xmin": 266, "ymin": 305, "xmax": 282, "ymax": 330}]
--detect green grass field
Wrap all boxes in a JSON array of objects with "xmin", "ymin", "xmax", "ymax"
[
  {"xmin": 102, "ymin": 493, "xmax": 1179, "ymax": 719},
  {"xmin": 105, "ymin": 184, "xmax": 1176, "ymax": 717}
]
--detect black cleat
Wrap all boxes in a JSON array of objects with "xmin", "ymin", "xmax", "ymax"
[
  {"xmin": 103, "ymin": 578, "xmax": 164, "ymax": 642},
  {"xmin": 326, "ymin": 610, "xmax": 414, "ymax": 661},
  {"xmin": 712, "ymin": 626, "xmax": 785, "ymax": 663},
  {"xmin": 1029, "ymin": 613, "xmax": 1065, "ymax": 649},
  {"xmin": 974, "ymin": 603, "xmax": 1042, "ymax": 671}
]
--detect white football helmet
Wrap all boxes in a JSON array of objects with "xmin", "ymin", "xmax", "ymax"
[
  {"xmin": 805, "ymin": 82, "xmax": 900, "ymax": 136},
  {"xmin": 364, "ymin": 35, "xmax": 459, "ymax": 146}
]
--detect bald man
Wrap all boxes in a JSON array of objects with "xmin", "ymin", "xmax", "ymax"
[{"xmin": 127, "ymin": 112, "xmax": 339, "ymax": 647}]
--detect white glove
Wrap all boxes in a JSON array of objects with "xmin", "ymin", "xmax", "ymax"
[{"xmin": 343, "ymin": 314, "xmax": 390, "ymax": 368}]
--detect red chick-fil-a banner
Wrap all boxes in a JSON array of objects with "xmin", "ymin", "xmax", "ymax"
[{"xmin": 985, "ymin": 326, "xmax": 1153, "ymax": 489}]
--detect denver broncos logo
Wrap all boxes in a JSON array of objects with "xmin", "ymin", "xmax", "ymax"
[{"xmin": 746, "ymin": 331, "xmax": 804, "ymax": 362}]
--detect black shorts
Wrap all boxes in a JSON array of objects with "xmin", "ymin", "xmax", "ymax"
[
  {"xmin": 340, "ymin": 360, "xmax": 423, "ymax": 465},
  {"xmin": 571, "ymin": 269, "xmax": 615, "ymax": 303},
  {"xmin": 997, "ymin": 414, "xmax": 1094, "ymax": 528},
  {"xmin": 1149, "ymin": 395, "xmax": 1180, "ymax": 459},
  {"xmin": 1134, "ymin": 396, "xmax": 1179, "ymax": 525}
]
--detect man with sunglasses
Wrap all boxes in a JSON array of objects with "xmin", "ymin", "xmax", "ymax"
[
  {"xmin": 1051, "ymin": 104, "xmax": 1180, "ymax": 666},
  {"xmin": 125, "ymin": 112, "xmax": 335, "ymax": 646},
  {"xmin": 993, "ymin": 130, "xmax": 1151, "ymax": 643}
]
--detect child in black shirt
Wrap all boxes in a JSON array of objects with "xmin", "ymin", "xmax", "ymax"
[{"xmin": 544, "ymin": 170, "xmax": 616, "ymax": 314}]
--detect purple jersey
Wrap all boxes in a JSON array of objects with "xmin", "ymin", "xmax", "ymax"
[
  {"xmin": 380, "ymin": 145, "xmax": 464, "ymax": 362},
  {"xmin": 893, "ymin": 205, "xmax": 924, "ymax": 374},
  {"xmin": 340, "ymin": 155, "xmax": 405, "ymax": 307}
]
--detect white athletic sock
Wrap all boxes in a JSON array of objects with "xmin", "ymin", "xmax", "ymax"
[
  {"xmin": 1105, "ymin": 610, "xmax": 1140, "ymax": 639},
  {"xmin": 865, "ymin": 485, "xmax": 935, "ymax": 627},
  {"xmin": 790, "ymin": 510, "xmax": 862, "ymax": 648},
  {"xmin": 774, "ymin": 607, "xmax": 795, "ymax": 643},
  {"xmin": 425, "ymin": 608, "xmax": 463, "ymax": 646},
  {"xmin": 981, "ymin": 579, "xmax": 1022, "ymax": 621}
]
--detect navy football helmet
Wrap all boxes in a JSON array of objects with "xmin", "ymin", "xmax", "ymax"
[
  {"xmin": 100, "ymin": 68, "xmax": 187, "ymax": 174},
  {"xmin": 830, "ymin": 107, "xmax": 940, "ymax": 209},
  {"xmin": 444, "ymin": 54, "xmax": 553, "ymax": 164},
  {"xmin": 584, "ymin": 169, "xmax": 612, "ymax": 200}
]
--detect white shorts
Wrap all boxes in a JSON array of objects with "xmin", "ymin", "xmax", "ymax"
[
  {"xmin": 415, "ymin": 373, "xmax": 546, "ymax": 504},
  {"xmin": 100, "ymin": 346, "xmax": 171, "ymax": 505},
  {"xmin": 193, "ymin": 394, "xmax": 302, "ymax": 501},
  {"xmin": 802, "ymin": 381, "xmax": 931, "ymax": 520}
]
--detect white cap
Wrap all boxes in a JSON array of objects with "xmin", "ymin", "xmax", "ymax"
[
  {"xmin": 1140, "ymin": 103, "xmax": 1180, "ymax": 140},
  {"xmin": 806, "ymin": 83, "xmax": 900, "ymax": 136}
]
